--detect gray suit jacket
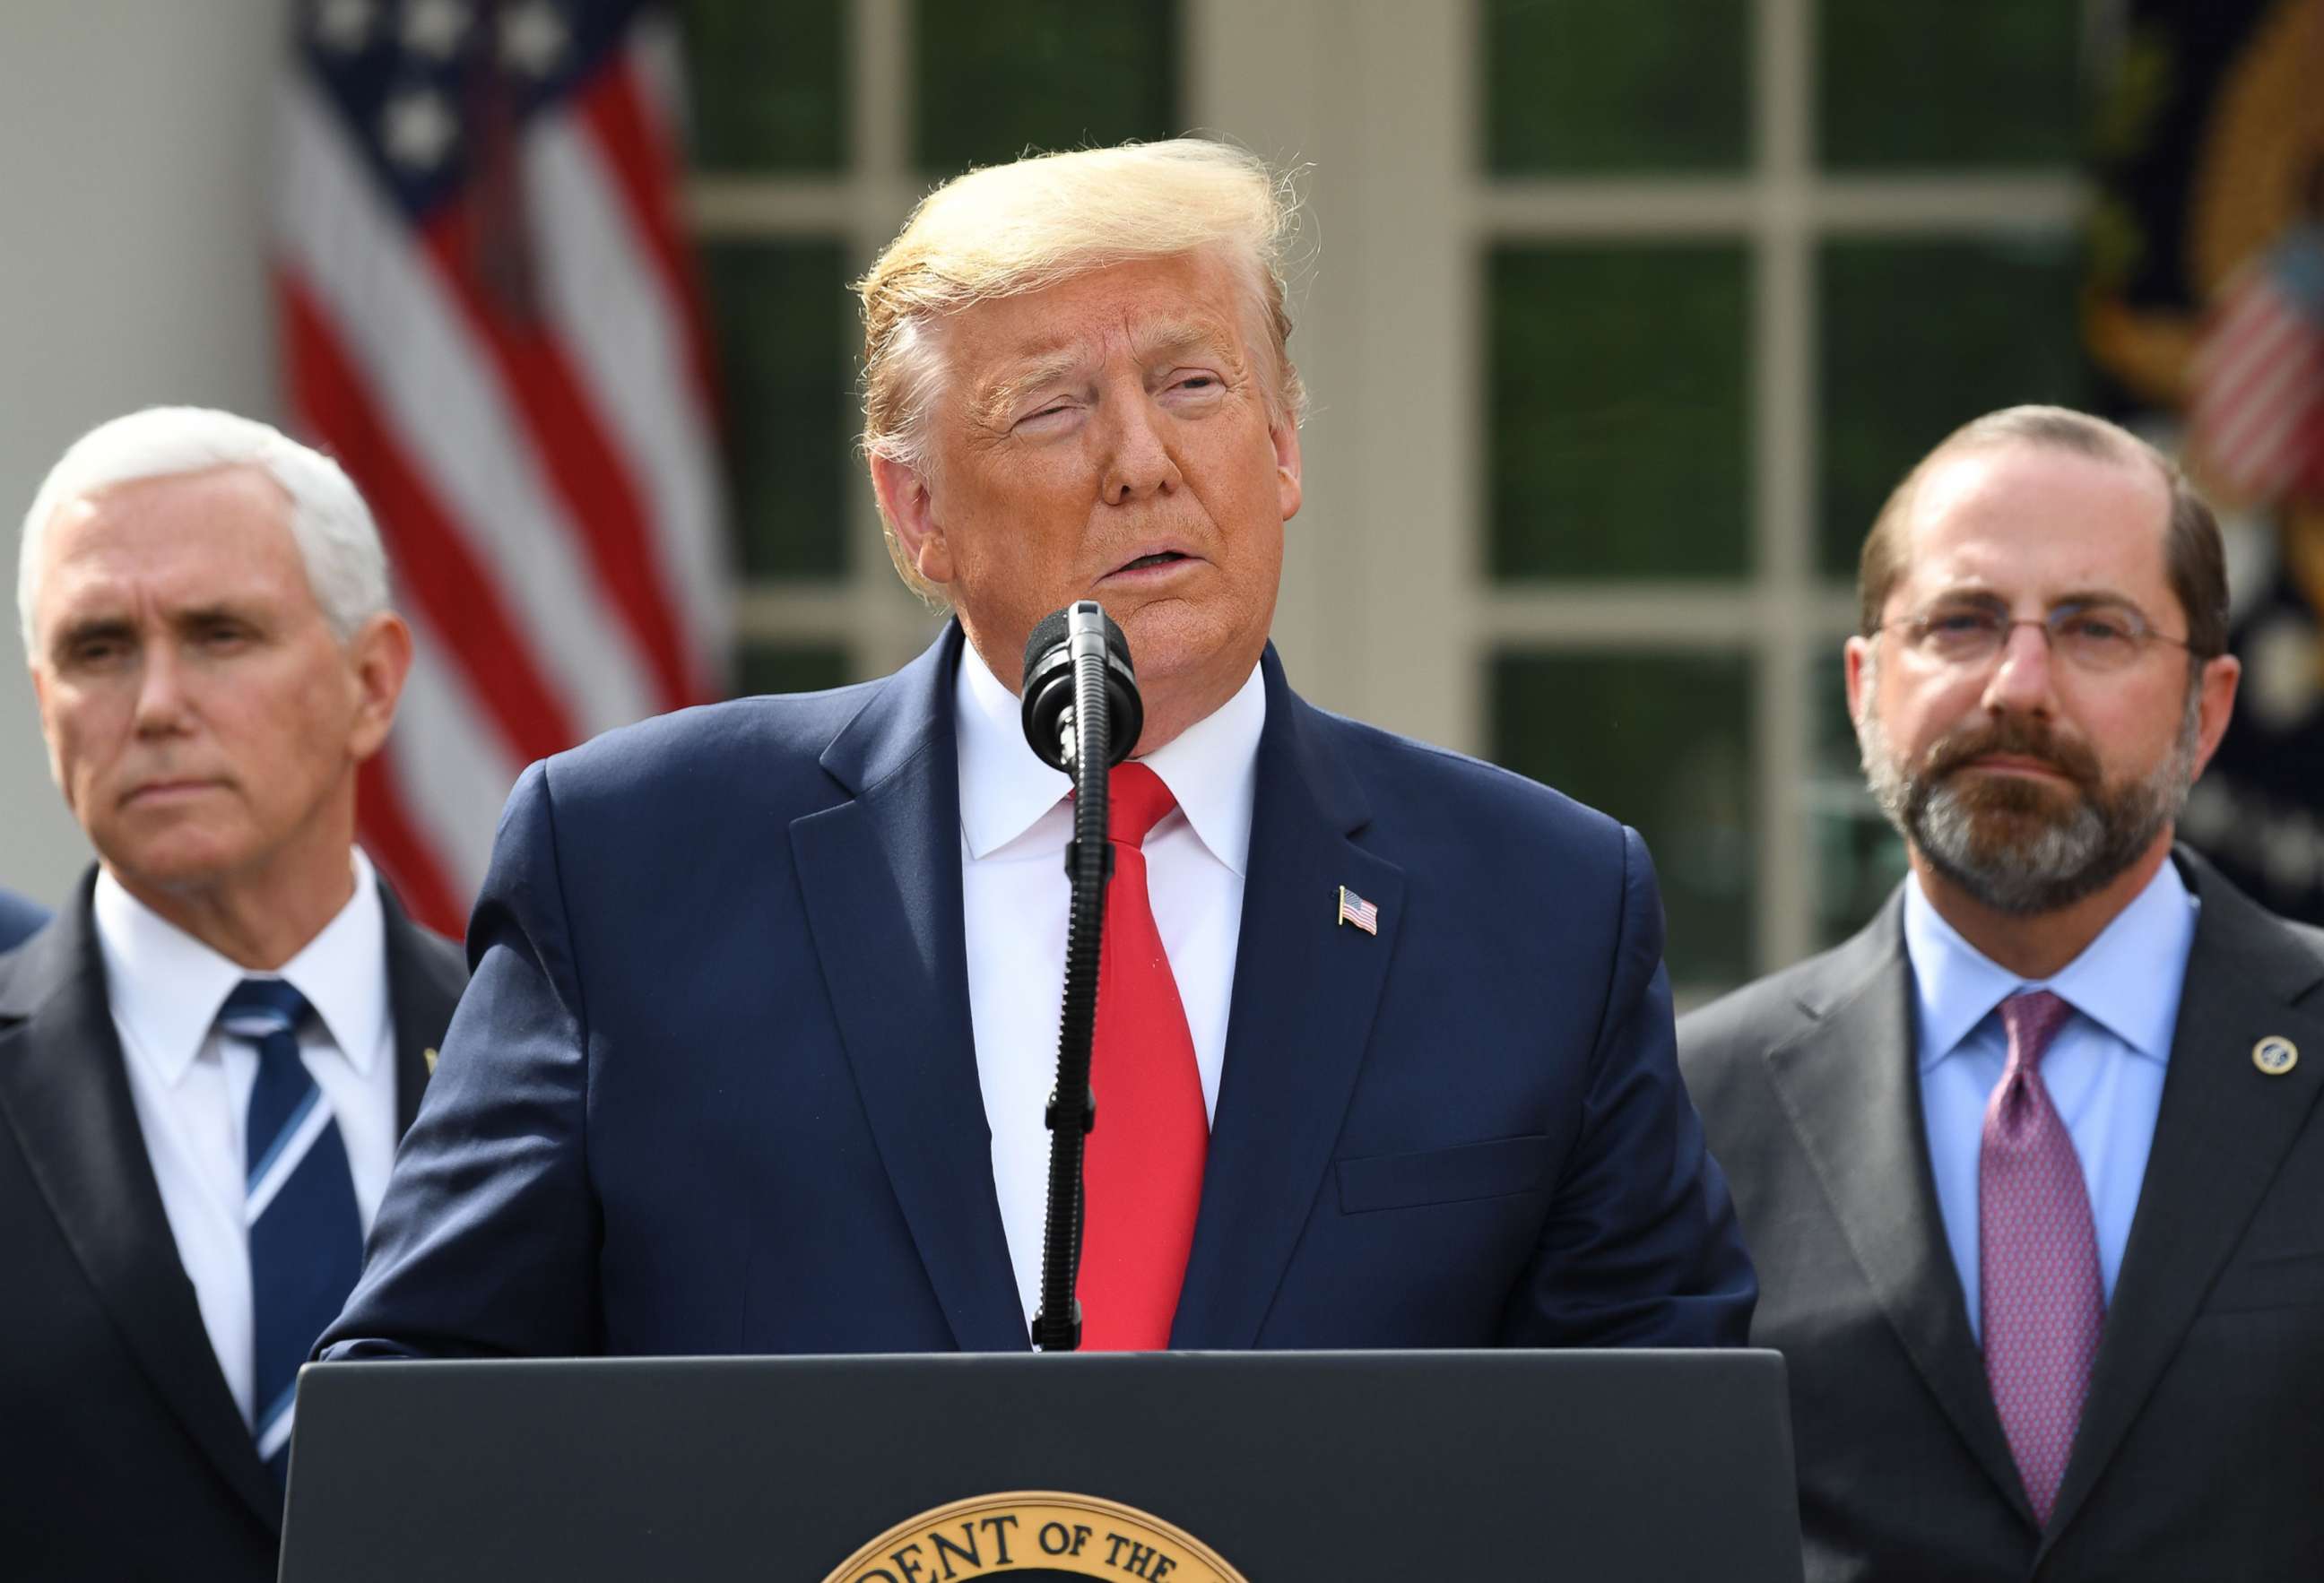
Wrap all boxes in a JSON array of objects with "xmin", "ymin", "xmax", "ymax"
[
  {"xmin": 0, "ymin": 887, "xmax": 48, "ymax": 951},
  {"xmin": 1680, "ymin": 850, "xmax": 2324, "ymax": 1582}
]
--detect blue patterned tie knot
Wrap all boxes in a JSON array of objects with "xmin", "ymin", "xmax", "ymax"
[
  {"xmin": 221, "ymin": 979, "xmax": 318, "ymax": 1185},
  {"xmin": 218, "ymin": 977, "xmax": 313, "ymax": 1045}
]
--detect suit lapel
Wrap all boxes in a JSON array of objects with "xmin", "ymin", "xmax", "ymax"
[
  {"xmin": 2040, "ymin": 853, "xmax": 2324, "ymax": 1554},
  {"xmin": 1758, "ymin": 901, "xmax": 2036, "ymax": 1527},
  {"xmin": 1171, "ymin": 651, "xmax": 1403, "ymax": 1348},
  {"xmin": 0, "ymin": 882, "xmax": 281, "ymax": 1530},
  {"xmin": 377, "ymin": 882, "xmax": 464, "ymax": 1133},
  {"xmin": 790, "ymin": 627, "xmax": 1028, "ymax": 1353}
]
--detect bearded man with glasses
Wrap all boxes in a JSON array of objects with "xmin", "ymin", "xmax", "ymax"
[{"xmin": 1679, "ymin": 404, "xmax": 2324, "ymax": 1582}]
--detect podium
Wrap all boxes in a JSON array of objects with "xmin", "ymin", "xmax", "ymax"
[{"xmin": 280, "ymin": 1349, "xmax": 1803, "ymax": 1581}]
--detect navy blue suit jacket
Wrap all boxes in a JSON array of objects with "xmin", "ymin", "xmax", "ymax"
[{"xmin": 323, "ymin": 628, "xmax": 1752, "ymax": 1357}]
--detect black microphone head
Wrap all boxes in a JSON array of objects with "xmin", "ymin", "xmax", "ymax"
[
  {"xmin": 1019, "ymin": 601, "xmax": 1141, "ymax": 772},
  {"xmin": 1021, "ymin": 607, "xmax": 1076, "ymax": 690}
]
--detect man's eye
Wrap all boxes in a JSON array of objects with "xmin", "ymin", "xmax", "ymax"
[
  {"xmin": 2060, "ymin": 613, "xmax": 2132, "ymax": 643},
  {"xmin": 1926, "ymin": 611, "xmax": 1998, "ymax": 636}
]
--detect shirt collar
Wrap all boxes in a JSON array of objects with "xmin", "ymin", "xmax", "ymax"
[
  {"xmin": 93, "ymin": 851, "xmax": 389, "ymax": 1086},
  {"xmin": 1903, "ymin": 857, "xmax": 2197, "ymax": 1072},
  {"xmin": 954, "ymin": 638, "xmax": 1265, "ymax": 876}
]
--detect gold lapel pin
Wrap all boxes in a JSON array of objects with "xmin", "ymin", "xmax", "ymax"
[
  {"xmin": 2252, "ymin": 1036, "xmax": 2297, "ymax": 1077},
  {"xmin": 423, "ymin": 1046, "xmax": 440, "ymax": 1076}
]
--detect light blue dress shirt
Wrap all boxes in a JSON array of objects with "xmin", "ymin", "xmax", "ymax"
[{"xmin": 1905, "ymin": 861, "xmax": 2197, "ymax": 1340}]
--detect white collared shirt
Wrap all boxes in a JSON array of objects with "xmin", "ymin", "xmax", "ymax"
[
  {"xmin": 96, "ymin": 851, "xmax": 400, "ymax": 1427},
  {"xmin": 955, "ymin": 641, "xmax": 1264, "ymax": 1325},
  {"xmin": 1906, "ymin": 860, "xmax": 2196, "ymax": 1338}
]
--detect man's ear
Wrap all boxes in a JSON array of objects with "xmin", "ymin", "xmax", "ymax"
[
  {"xmin": 871, "ymin": 455, "xmax": 953, "ymax": 586},
  {"xmin": 344, "ymin": 611, "xmax": 414, "ymax": 765},
  {"xmin": 1843, "ymin": 635, "xmax": 1873, "ymax": 729},
  {"xmin": 1271, "ymin": 420, "xmax": 1303, "ymax": 525},
  {"xmin": 2189, "ymin": 652, "xmax": 2242, "ymax": 782}
]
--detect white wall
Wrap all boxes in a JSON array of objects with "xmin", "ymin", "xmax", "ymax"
[{"xmin": 0, "ymin": 0, "xmax": 288, "ymax": 905}]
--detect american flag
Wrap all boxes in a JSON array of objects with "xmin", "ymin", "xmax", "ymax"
[
  {"xmin": 2189, "ymin": 221, "xmax": 2324, "ymax": 510},
  {"xmin": 1337, "ymin": 886, "xmax": 1379, "ymax": 935},
  {"xmin": 276, "ymin": 0, "xmax": 728, "ymax": 936}
]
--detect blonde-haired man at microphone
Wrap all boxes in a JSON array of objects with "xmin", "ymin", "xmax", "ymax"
[{"xmin": 323, "ymin": 139, "xmax": 1752, "ymax": 1362}]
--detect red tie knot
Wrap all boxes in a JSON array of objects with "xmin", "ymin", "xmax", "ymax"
[
  {"xmin": 1107, "ymin": 761, "xmax": 1178, "ymax": 848},
  {"xmin": 1999, "ymin": 990, "xmax": 2074, "ymax": 1077}
]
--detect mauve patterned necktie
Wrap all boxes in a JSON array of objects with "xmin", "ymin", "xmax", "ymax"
[{"xmin": 1980, "ymin": 989, "xmax": 2103, "ymax": 1527}]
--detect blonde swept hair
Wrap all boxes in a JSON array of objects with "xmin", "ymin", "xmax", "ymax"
[{"xmin": 855, "ymin": 138, "xmax": 1307, "ymax": 601}]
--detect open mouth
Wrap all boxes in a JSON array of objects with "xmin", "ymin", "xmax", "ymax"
[{"xmin": 1113, "ymin": 550, "xmax": 1191, "ymax": 575}]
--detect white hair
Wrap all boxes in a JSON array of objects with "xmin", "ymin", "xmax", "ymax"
[{"xmin": 18, "ymin": 406, "xmax": 389, "ymax": 662}]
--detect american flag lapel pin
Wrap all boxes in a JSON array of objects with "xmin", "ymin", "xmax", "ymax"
[{"xmin": 1337, "ymin": 885, "xmax": 1380, "ymax": 935}]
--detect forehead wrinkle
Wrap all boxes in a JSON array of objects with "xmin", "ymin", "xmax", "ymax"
[{"xmin": 1132, "ymin": 313, "xmax": 1244, "ymax": 372}]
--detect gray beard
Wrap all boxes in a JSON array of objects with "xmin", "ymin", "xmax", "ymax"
[{"xmin": 1857, "ymin": 688, "xmax": 2200, "ymax": 916}]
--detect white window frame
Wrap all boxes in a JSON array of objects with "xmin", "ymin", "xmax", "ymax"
[{"xmin": 689, "ymin": 0, "xmax": 2084, "ymax": 990}]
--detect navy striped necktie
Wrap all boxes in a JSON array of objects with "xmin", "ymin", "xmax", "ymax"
[{"xmin": 217, "ymin": 978, "xmax": 362, "ymax": 1490}]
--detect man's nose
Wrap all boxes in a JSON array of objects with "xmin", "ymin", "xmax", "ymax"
[
  {"xmin": 1099, "ymin": 395, "xmax": 1181, "ymax": 506},
  {"xmin": 132, "ymin": 644, "xmax": 195, "ymax": 735},
  {"xmin": 1980, "ymin": 620, "xmax": 2058, "ymax": 715}
]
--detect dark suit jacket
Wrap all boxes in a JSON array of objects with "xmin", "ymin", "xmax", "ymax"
[
  {"xmin": 1679, "ymin": 851, "xmax": 2324, "ymax": 1582},
  {"xmin": 0, "ymin": 872, "xmax": 465, "ymax": 1583},
  {"xmin": 0, "ymin": 887, "xmax": 49, "ymax": 951},
  {"xmin": 323, "ymin": 626, "xmax": 1752, "ymax": 1362}
]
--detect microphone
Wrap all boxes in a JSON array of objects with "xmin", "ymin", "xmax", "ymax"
[
  {"xmin": 1020, "ymin": 602, "xmax": 1143, "ymax": 773},
  {"xmin": 1017, "ymin": 601, "xmax": 1140, "ymax": 1352}
]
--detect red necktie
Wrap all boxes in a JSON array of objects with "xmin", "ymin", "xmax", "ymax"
[
  {"xmin": 1078, "ymin": 762, "xmax": 1209, "ymax": 1350},
  {"xmin": 1981, "ymin": 990, "xmax": 2103, "ymax": 1527}
]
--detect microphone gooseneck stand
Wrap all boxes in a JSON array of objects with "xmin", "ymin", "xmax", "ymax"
[{"xmin": 1019, "ymin": 602, "xmax": 1141, "ymax": 1353}]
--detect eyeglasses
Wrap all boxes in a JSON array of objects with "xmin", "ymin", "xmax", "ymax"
[{"xmin": 1874, "ymin": 596, "xmax": 2206, "ymax": 674}]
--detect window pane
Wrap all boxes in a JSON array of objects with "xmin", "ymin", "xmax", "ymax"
[
  {"xmin": 702, "ymin": 242, "xmax": 855, "ymax": 579},
  {"xmin": 736, "ymin": 644, "xmax": 854, "ymax": 697},
  {"xmin": 1817, "ymin": 237, "xmax": 2086, "ymax": 575},
  {"xmin": 1491, "ymin": 651, "xmax": 1756, "ymax": 987},
  {"xmin": 1490, "ymin": 245, "xmax": 1751, "ymax": 579},
  {"xmin": 1818, "ymin": 0, "xmax": 2080, "ymax": 169},
  {"xmin": 1808, "ymin": 650, "xmax": 1907, "ymax": 947},
  {"xmin": 915, "ymin": 0, "xmax": 1179, "ymax": 176},
  {"xmin": 681, "ymin": 0, "xmax": 845, "ymax": 171},
  {"xmin": 1484, "ymin": 0, "xmax": 1750, "ymax": 174}
]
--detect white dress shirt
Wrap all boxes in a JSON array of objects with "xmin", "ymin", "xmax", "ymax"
[
  {"xmin": 955, "ymin": 641, "xmax": 1264, "ymax": 1324},
  {"xmin": 96, "ymin": 851, "xmax": 401, "ymax": 1427},
  {"xmin": 1906, "ymin": 861, "xmax": 2195, "ymax": 1339}
]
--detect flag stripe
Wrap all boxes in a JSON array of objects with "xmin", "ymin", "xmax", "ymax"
[
  {"xmin": 578, "ymin": 48, "xmax": 721, "ymax": 426},
  {"xmin": 380, "ymin": 609, "xmax": 528, "ymax": 907},
  {"xmin": 527, "ymin": 106, "xmax": 729, "ymax": 683},
  {"xmin": 2200, "ymin": 336, "xmax": 2321, "ymax": 489},
  {"xmin": 276, "ymin": 78, "xmax": 658, "ymax": 739},
  {"xmin": 283, "ymin": 272, "xmax": 578, "ymax": 762},
  {"xmin": 357, "ymin": 754, "xmax": 470, "ymax": 939},
  {"xmin": 2191, "ymin": 239, "xmax": 2324, "ymax": 506},
  {"xmin": 2203, "ymin": 299, "xmax": 2295, "ymax": 404},
  {"xmin": 420, "ymin": 201, "xmax": 696, "ymax": 713},
  {"xmin": 279, "ymin": 4, "xmax": 724, "ymax": 932}
]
